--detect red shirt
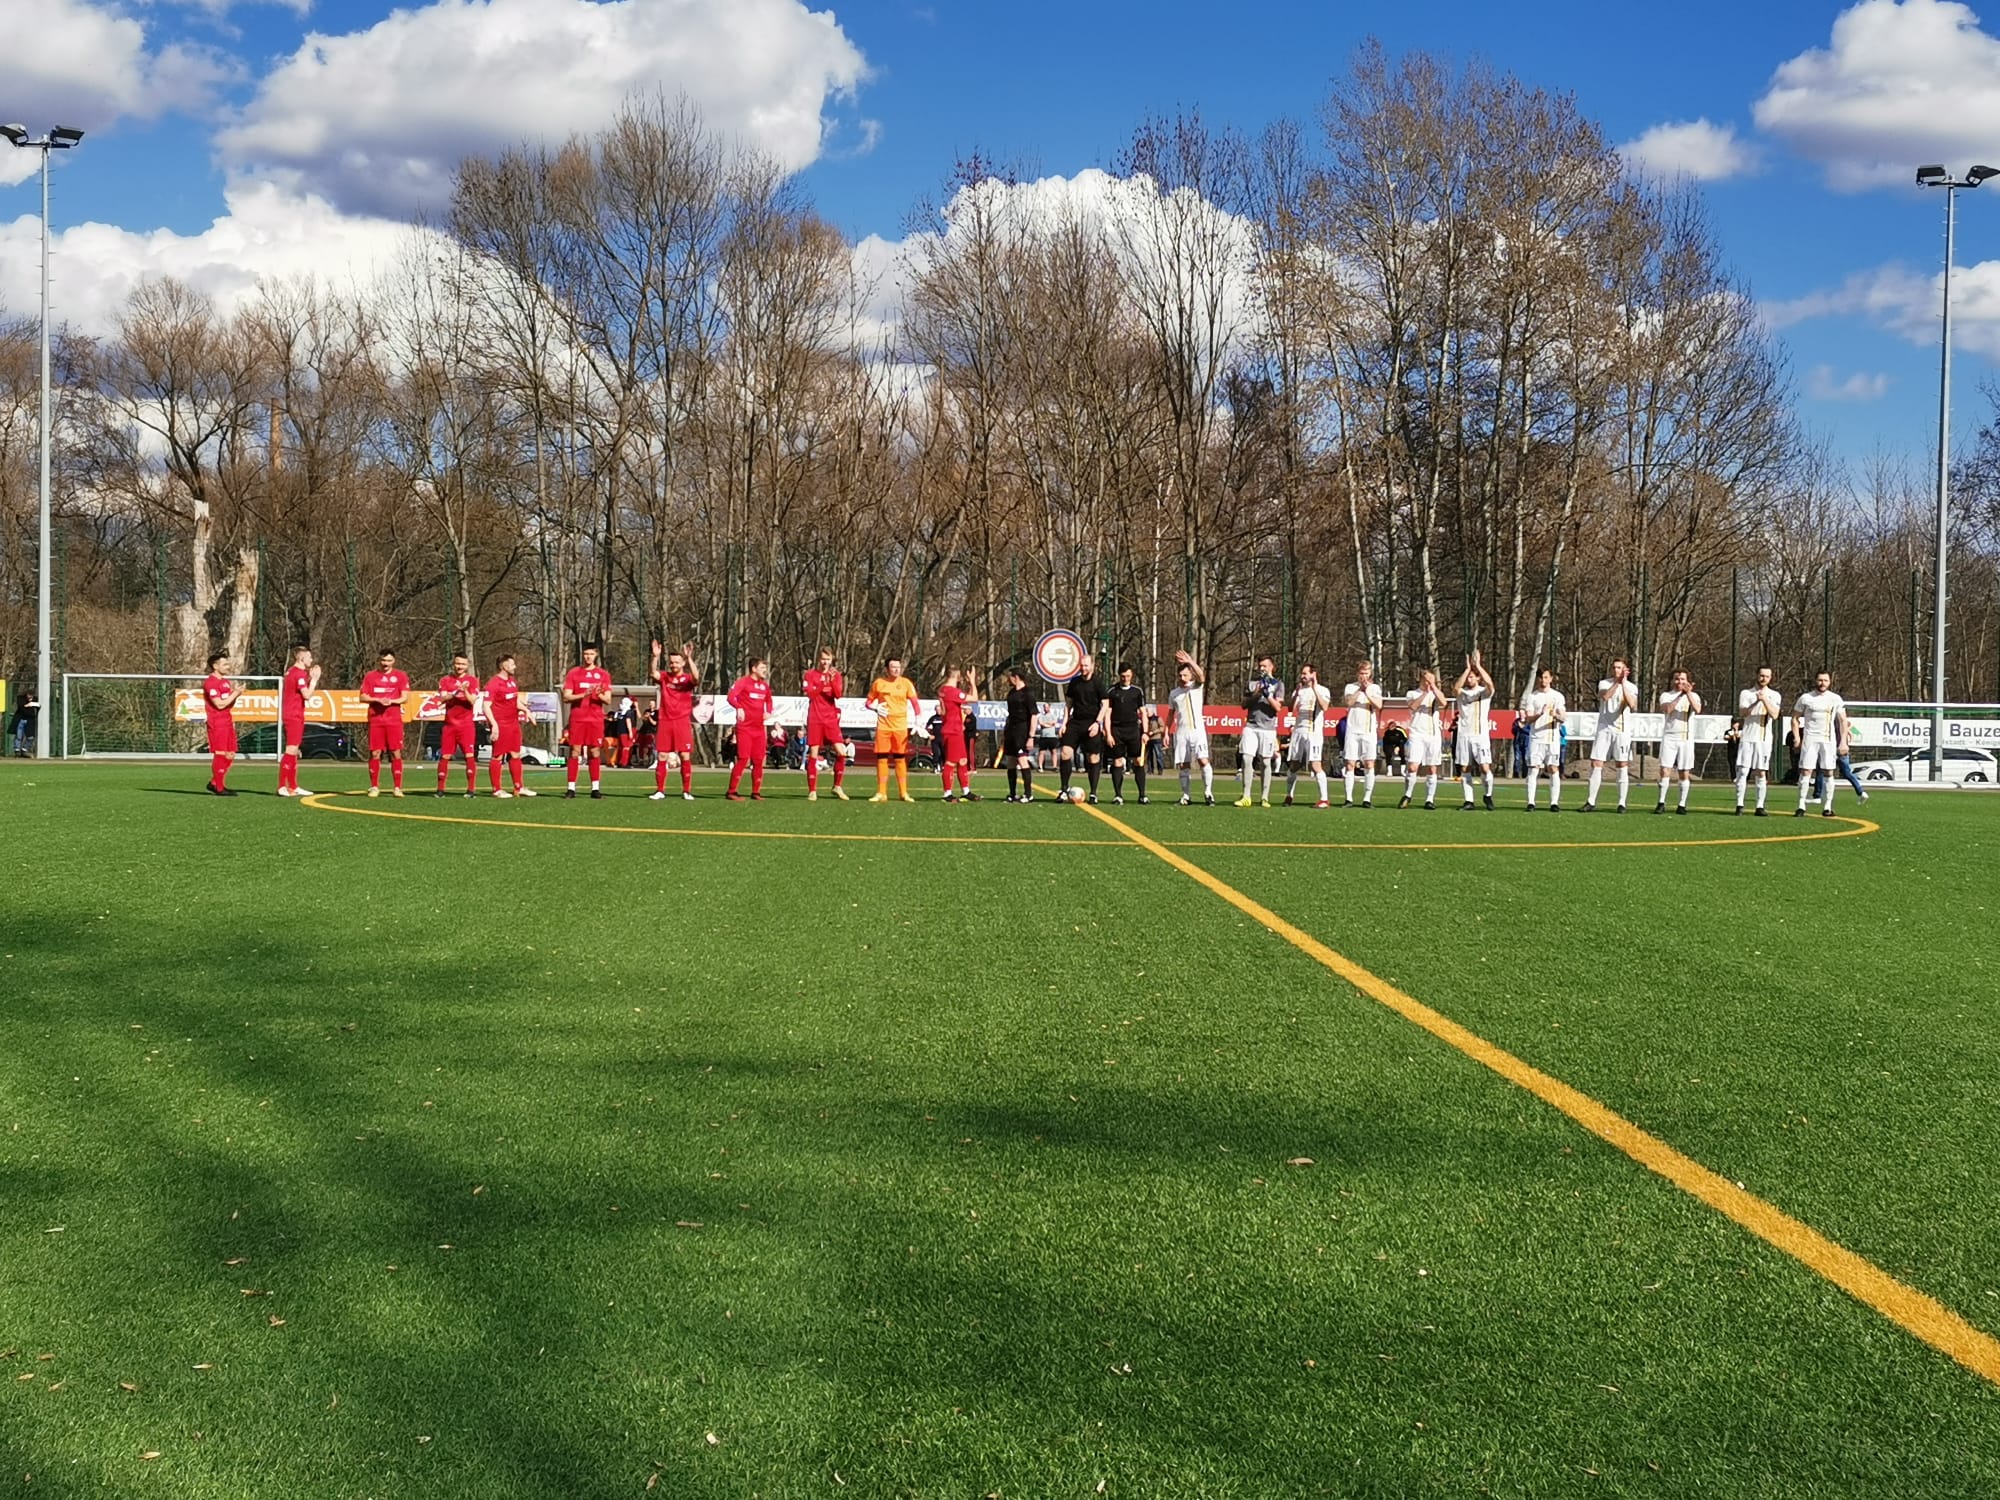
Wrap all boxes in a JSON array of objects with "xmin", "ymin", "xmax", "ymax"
[
  {"xmin": 360, "ymin": 669, "xmax": 409, "ymax": 723},
  {"xmin": 727, "ymin": 675, "xmax": 773, "ymax": 729},
  {"xmin": 202, "ymin": 674, "xmax": 235, "ymax": 726},
  {"xmin": 656, "ymin": 670, "xmax": 698, "ymax": 726},
  {"xmin": 281, "ymin": 665, "xmax": 312, "ymax": 721},
  {"xmin": 438, "ymin": 673, "xmax": 479, "ymax": 727},
  {"xmin": 938, "ymin": 683, "xmax": 968, "ymax": 739},
  {"xmin": 484, "ymin": 673, "xmax": 521, "ymax": 727},
  {"xmin": 803, "ymin": 668, "xmax": 843, "ymax": 713},
  {"xmin": 564, "ymin": 666, "xmax": 612, "ymax": 719}
]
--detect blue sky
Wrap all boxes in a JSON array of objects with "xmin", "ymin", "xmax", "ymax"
[{"xmin": 6, "ymin": 0, "xmax": 1998, "ymax": 475}]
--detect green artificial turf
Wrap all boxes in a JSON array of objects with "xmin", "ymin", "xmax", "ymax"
[{"xmin": 2, "ymin": 761, "xmax": 1996, "ymax": 1497}]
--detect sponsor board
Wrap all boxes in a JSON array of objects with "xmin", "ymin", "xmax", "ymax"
[
  {"xmin": 1850, "ymin": 716, "xmax": 2000, "ymax": 749},
  {"xmin": 177, "ymin": 688, "xmax": 559, "ymax": 725}
]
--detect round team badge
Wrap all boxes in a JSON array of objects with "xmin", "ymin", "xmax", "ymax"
[{"xmin": 1032, "ymin": 629, "xmax": 1087, "ymax": 683}]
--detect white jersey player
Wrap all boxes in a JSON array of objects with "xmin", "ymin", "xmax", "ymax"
[
  {"xmin": 1735, "ymin": 666, "xmax": 1782, "ymax": 816},
  {"xmin": 1284, "ymin": 664, "xmax": 1333, "ymax": 808},
  {"xmin": 1452, "ymin": 651, "xmax": 1497, "ymax": 810},
  {"xmin": 1400, "ymin": 668, "xmax": 1448, "ymax": 810},
  {"xmin": 1792, "ymin": 670, "xmax": 1848, "ymax": 817},
  {"xmin": 1519, "ymin": 668, "xmax": 1566, "ymax": 810},
  {"xmin": 1341, "ymin": 661, "xmax": 1385, "ymax": 808},
  {"xmin": 1655, "ymin": 669, "xmax": 1702, "ymax": 814},
  {"xmin": 1584, "ymin": 658, "xmax": 1639, "ymax": 813},
  {"xmin": 1168, "ymin": 651, "xmax": 1215, "ymax": 806}
]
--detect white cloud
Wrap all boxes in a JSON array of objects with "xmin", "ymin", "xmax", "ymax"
[
  {"xmin": 1755, "ymin": 0, "xmax": 2000, "ymax": 190},
  {"xmin": 0, "ymin": 0, "xmax": 233, "ymax": 174},
  {"xmin": 1764, "ymin": 257, "xmax": 2000, "ymax": 356},
  {"xmin": 1805, "ymin": 363, "xmax": 1891, "ymax": 400},
  {"xmin": 215, "ymin": 0, "xmax": 870, "ymax": 217},
  {"xmin": 0, "ymin": 181, "xmax": 426, "ymax": 336},
  {"xmin": 1620, "ymin": 119, "xmax": 1759, "ymax": 182}
]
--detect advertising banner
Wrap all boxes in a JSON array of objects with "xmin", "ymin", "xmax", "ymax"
[{"xmin": 176, "ymin": 687, "xmax": 559, "ymax": 725}]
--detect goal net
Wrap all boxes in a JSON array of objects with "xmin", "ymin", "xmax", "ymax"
[{"xmin": 62, "ymin": 672, "xmax": 283, "ymax": 759}]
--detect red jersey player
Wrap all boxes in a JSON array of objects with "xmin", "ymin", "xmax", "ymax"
[
  {"xmin": 936, "ymin": 666, "xmax": 982, "ymax": 802},
  {"xmin": 648, "ymin": 639, "xmax": 699, "ymax": 801},
  {"xmin": 484, "ymin": 652, "xmax": 535, "ymax": 798},
  {"xmin": 435, "ymin": 653, "xmax": 480, "ymax": 797},
  {"xmin": 801, "ymin": 646, "xmax": 851, "ymax": 801},
  {"xmin": 359, "ymin": 648, "xmax": 411, "ymax": 796},
  {"xmin": 562, "ymin": 642, "xmax": 613, "ymax": 798},
  {"xmin": 725, "ymin": 659, "xmax": 775, "ymax": 801},
  {"xmin": 277, "ymin": 644, "xmax": 321, "ymax": 797},
  {"xmin": 202, "ymin": 652, "xmax": 240, "ymax": 797}
]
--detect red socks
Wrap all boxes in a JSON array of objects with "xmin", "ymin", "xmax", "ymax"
[
  {"xmin": 210, "ymin": 754, "xmax": 230, "ymax": 788},
  {"xmin": 369, "ymin": 757, "xmax": 381, "ymax": 789}
]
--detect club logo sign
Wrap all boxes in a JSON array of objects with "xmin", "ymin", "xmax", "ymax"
[{"xmin": 1032, "ymin": 629, "xmax": 1087, "ymax": 683}]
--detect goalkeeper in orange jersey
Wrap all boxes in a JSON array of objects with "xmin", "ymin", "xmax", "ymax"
[{"xmin": 866, "ymin": 657, "xmax": 921, "ymax": 803}]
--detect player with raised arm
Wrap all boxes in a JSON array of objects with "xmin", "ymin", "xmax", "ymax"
[
  {"xmin": 484, "ymin": 652, "xmax": 533, "ymax": 797},
  {"xmin": 725, "ymin": 658, "xmax": 774, "ymax": 801},
  {"xmin": 1793, "ymin": 670, "xmax": 1848, "ymax": 818},
  {"xmin": 1521, "ymin": 667, "xmax": 1566, "ymax": 810},
  {"xmin": 1735, "ymin": 666, "xmax": 1781, "ymax": 816},
  {"xmin": 1283, "ymin": 663, "xmax": 1332, "ymax": 807},
  {"xmin": 649, "ymin": 640, "xmax": 699, "ymax": 801},
  {"xmin": 1106, "ymin": 665, "xmax": 1152, "ymax": 805},
  {"xmin": 202, "ymin": 653, "xmax": 240, "ymax": 797},
  {"xmin": 1453, "ymin": 652, "xmax": 1497, "ymax": 810},
  {"xmin": 1001, "ymin": 668, "xmax": 1038, "ymax": 802},
  {"xmin": 867, "ymin": 657, "xmax": 921, "ymax": 803},
  {"xmin": 800, "ymin": 646, "xmax": 850, "ymax": 802},
  {"xmin": 1168, "ymin": 651, "xmax": 1215, "ymax": 806},
  {"xmin": 1340, "ymin": 661, "xmax": 1384, "ymax": 808},
  {"xmin": 1583, "ymin": 658, "xmax": 1639, "ymax": 813},
  {"xmin": 1654, "ymin": 669, "xmax": 1701, "ymax": 816},
  {"xmin": 561, "ymin": 643, "xmax": 613, "ymax": 799},
  {"xmin": 1235, "ymin": 656, "xmax": 1284, "ymax": 807},
  {"xmin": 937, "ymin": 666, "xmax": 982, "ymax": 802},
  {"xmin": 360, "ymin": 649, "xmax": 410, "ymax": 797},
  {"xmin": 434, "ymin": 653, "xmax": 480, "ymax": 798},
  {"xmin": 1400, "ymin": 668, "xmax": 1448, "ymax": 810},
  {"xmin": 276, "ymin": 644, "xmax": 321, "ymax": 797},
  {"xmin": 1059, "ymin": 653, "xmax": 1111, "ymax": 804}
]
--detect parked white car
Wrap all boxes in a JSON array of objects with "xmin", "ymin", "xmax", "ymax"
[{"xmin": 1857, "ymin": 747, "xmax": 1997, "ymax": 784}]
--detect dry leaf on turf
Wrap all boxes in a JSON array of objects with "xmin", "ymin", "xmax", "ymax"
[
  {"xmin": 119, "ymin": 1382, "xmax": 138, "ymax": 1392},
  {"xmin": 1286, "ymin": 1157, "xmax": 1315, "ymax": 1166},
  {"xmin": 139, "ymin": 1452, "xmax": 161, "ymax": 1462}
]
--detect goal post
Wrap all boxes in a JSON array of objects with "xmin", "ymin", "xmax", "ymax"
[{"xmin": 62, "ymin": 672, "xmax": 283, "ymax": 759}]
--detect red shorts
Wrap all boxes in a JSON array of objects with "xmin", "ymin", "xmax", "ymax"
[
  {"xmin": 807, "ymin": 714, "xmax": 845, "ymax": 749},
  {"xmin": 565, "ymin": 716, "xmax": 604, "ymax": 748},
  {"xmin": 368, "ymin": 717, "xmax": 404, "ymax": 754},
  {"xmin": 735, "ymin": 724, "xmax": 767, "ymax": 760},
  {"xmin": 206, "ymin": 717, "xmax": 238, "ymax": 754},
  {"xmin": 657, "ymin": 720, "xmax": 694, "ymax": 757},
  {"xmin": 440, "ymin": 720, "xmax": 478, "ymax": 757},
  {"xmin": 940, "ymin": 732, "xmax": 969, "ymax": 763},
  {"xmin": 491, "ymin": 722, "xmax": 522, "ymax": 756},
  {"xmin": 280, "ymin": 714, "xmax": 305, "ymax": 750}
]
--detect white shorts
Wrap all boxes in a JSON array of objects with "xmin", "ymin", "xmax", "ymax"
[
  {"xmin": 1239, "ymin": 726, "xmax": 1278, "ymax": 762},
  {"xmin": 1406, "ymin": 730, "xmax": 1442, "ymax": 766},
  {"xmin": 1172, "ymin": 730, "xmax": 1210, "ymax": 765},
  {"xmin": 1530, "ymin": 734, "xmax": 1562, "ymax": 769},
  {"xmin": 1798, "ymin": 740, "xmax": 1837, "ymax": 773},
  {"xmin": 1455, "ymin": 734, "xmax": 1491, "ymax": 767},
  {"xmin": 1590, "ymin": 727, "xmax": 1631, "ymax": 764},
  {"xmin": 1287, "ymin": 733, "xmax": 1323, "ymax": 765},
  {"xmin": 1344, "ymin": 731, "xmax": 1378, "ymax": 765},
  {"xmin": 1735, "ymin": 741, "xmax": 1772, "ymax": 774},
  {"xmin": 1660, "ymin": 738, "xmax": 1696, "ymax": 773}
]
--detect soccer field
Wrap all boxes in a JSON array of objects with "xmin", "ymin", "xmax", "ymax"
[{"xmin": 4, "ymin": 763, "xmax": 1998, "ymax": 1497}]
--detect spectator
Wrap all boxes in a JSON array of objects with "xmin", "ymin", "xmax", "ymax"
[
  {"xmin": 1034, "ymin": 701, "xmax": 1062, "ymax": 771},
  {"xmin": 1382, "ymin": 721, "xmax": 1408, "ymax": 773},
  {"xmin": 10, "ymin": 687, "xmax": 37, "ymax": 756},
  {"xmin": 1512, "ymin": 715, "xmax": 1531, "ymax": 779}
]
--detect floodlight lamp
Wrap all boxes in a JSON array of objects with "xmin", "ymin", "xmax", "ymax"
[
  {"xmin": 1970, "ymin": 164, "xmax": 2000, "ymax": 185},
  {"xmin": 0, "ymin": 125, "xmax": 27, "ymax": 147},
  {"xmin": 1917, "ymin": 164, "xmax": 1949, "ymax": 183},
  {"xmin": 49, "ymin": 126, "xmax": 83, "ymax": 147}
]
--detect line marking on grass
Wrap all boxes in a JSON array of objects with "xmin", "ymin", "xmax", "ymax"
[
  {"xmin": 1169, "ymin": 816, "xmax": 1880, "ymax": 851},
  {"xmin": 1071, "ymin": 797, "xmax": 2000, "ymax": 1389},
  {"xmin": 298, "ymin": 794, "xmax": 1132, "ymax": 848}
]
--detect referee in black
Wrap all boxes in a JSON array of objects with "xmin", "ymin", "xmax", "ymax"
[
  {"xmin": 1058, "ymin": 653, "xmax": 1110, "ymax": 803},
  {"xmin": 1002, "ymin": 668, "xmax": 1038, "ymax": 802},
  {"xmin": 1106, "ymin": 665, "xmax": 1152, "ymax": 804}
]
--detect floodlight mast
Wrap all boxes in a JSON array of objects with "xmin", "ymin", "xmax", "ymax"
[
  {"xmin": 1915, "ymin": 165, "xmax": 1996, "ymax": 783},
  {"xmin": 1, "ymin": 127, "xmax": 83, "ymax": 759}
]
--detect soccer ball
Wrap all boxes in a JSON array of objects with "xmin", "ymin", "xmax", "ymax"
[{"xmin": 1065, "ymin": 787, "xmax": 1085, "ymax": 803}]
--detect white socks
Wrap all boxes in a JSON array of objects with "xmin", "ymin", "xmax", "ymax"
[
  {"xmin": 1588, "ymin": 766, "xmax": 1604, "ymax": 804},
  {"xmin": 1363, "ymin": 768, "xmax": 1377, "ymax": 802},
  {"xmin": 1526, "ymin": 768, "xmax": 1540, "ymax": 806},
  {"xmin": 1617, "ymin": 767, "xmax": 1629, "ymax": 808},
  {"xmin": 1315, "ymin": 769, "xmax": 1328, "ymax": 802}
]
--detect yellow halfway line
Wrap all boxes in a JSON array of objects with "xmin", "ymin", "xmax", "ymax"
[
  {"xmin": 300, "ymin": 793, "xmax": 1131, "ymax": 848},
  {"xmin": 1072, "ymin": 798, "xmax": 2000, "ymax": 1389}
]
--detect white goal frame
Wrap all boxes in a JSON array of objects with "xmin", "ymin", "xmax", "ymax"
[{"xmin": 62, "ymin": 671, "xmax": 284, "ymax": 759}]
